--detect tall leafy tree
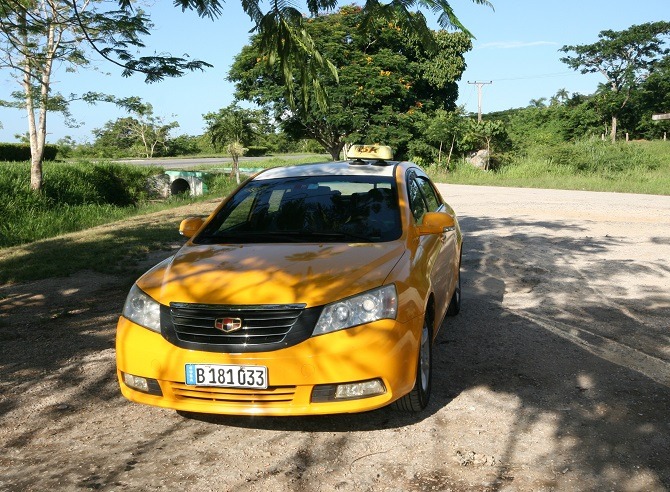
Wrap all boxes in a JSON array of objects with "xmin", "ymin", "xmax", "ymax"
[
  {"xmin": 229, "ymin": 6, "xmax": 472, "ymax": 160},
  {"xmin": 0, "ymin": 1, "xmax": 211, "ymax": 191},
  {"xmin": 560, "ymin": 21, "xmax": 670, "ymax": 142},
  {"xmin": 635, "ymin": 54, "xmax": 670, "ymax": 138},
  {"xmin": 92, "ymin": 117, "xmax": 141, "ymax": 158},
  {"xmin": 143, "ymin": 0, "xmax": 490, "ymax": 112}
]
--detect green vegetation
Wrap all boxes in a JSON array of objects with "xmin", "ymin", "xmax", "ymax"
[
  {"xmin": 229, "ymin": 5, "xmax": 472, "ymax": 161},
  {"xmin": 0, "ymin": 207, "xmax": 194, "ymax": 284},
  {"xmin": 0, "ymin": 156, "xmax": 321, "ymax": 250},
  {"xmin": 0, "ymin": 143, "xmax": 58, "ymax": 162},
  {"xmin": 432, "ymin": 140, "xmax": 670, "ymax": 196},
  {"xmin": 0, "ymin": 154, "xmax": 329, "ymax": 250}
]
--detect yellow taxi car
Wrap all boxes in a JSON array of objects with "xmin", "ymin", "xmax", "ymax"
[{"xmin": 116, "ymin": 145, "xmax": 462, "ymax": 415}]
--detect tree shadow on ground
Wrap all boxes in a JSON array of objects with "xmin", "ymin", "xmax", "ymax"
[{"xmin": 1, "ymin": 213, "xmax": 669, "ymax": 490}]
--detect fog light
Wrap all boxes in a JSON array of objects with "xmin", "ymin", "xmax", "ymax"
[
  {"xmin": 122, "ymin": 373, "xmax": 163, "ymax": 396},
  {"xmin": 335, "ymin": 379, "xmax": 386, "ymax": 399},
  {"xmin": 311, "ymin": 379, "xmax": 386, "ymax": 402}
]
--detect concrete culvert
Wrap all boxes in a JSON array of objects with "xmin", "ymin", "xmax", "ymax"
[{"xmin": 170, "ymin": 178, "xmax": 191, "ymax": 196}]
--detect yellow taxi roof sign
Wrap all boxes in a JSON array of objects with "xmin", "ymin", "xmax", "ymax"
[{"xmin": 347, "ymin": 144, "xmax": 393, "ymax": 160}]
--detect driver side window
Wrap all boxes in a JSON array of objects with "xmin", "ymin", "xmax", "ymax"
[{"xmin": 407, "ymin": 172, "xmax": 442, "ymax": 224}]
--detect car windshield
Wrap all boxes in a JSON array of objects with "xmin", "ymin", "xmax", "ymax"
[{"xmin": 195, "ymin": 175, "xmax": 402, "ymax": 244}]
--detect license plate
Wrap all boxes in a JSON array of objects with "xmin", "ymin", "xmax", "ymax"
[{"xmin": 185, "ymin": 364, "xmax": 268, "ymax": 389}]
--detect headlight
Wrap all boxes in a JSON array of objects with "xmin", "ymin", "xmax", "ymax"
[
  {"xmin": 122, "ymin": 284, "xmax": 162, "ymax": 333},
  {"xmin": 313, "ymin": 285, "xmax": 397, "ymax": 336}
]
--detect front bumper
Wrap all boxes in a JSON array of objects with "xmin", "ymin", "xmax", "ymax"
[{"xmin": 115, "ymin": 315, "xmax": 422, "ymax": 416}]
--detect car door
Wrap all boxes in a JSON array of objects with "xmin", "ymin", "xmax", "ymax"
[{"xmin": 406, "ymin": 170, "xmax": 457, "ymax": 325}]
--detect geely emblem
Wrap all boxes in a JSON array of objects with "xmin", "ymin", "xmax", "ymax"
[{"xmin": 214, "ymin": 317, "xmax": 243, "ymax": 333}]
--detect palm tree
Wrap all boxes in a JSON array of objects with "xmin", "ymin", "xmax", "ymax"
[{"xmin": 528, "ymin": 97, "xmax": 547, "ymax": 108}]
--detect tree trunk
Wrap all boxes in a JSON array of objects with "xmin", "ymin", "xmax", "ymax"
[
  {"xmin": 611, "ymin": 115, "xmax": 617, "ymax": 143},
  {"xmin": 20, "ymin": 9, "xmax": 43, "ymax": 192},
  {"xmin": 328, "ymin": 142, "xmax": 345, "ymax": 161},
  {"xmin": 232, "ymin": 155, "xmax": 240, "ymax": 184},
  {"xmin": 22, "ymin": 5, "xmax": 57, "ymax": 192},
  {"xmin": 447, "ymin": 134, "xmax": 456, "ymax": 171}
]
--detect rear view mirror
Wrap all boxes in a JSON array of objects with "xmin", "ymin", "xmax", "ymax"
[
  {"xmin": 179, "ymin": 217, "xmax": 205, "ymax": 238},
  {"xmin": 416, "ymin": 212, "xmax": 455, "ymax": 236}
]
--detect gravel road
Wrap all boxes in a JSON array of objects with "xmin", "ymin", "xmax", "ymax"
[{"xmin": 1, "ymin": 184, "xmax": 669, "ymax": 491}]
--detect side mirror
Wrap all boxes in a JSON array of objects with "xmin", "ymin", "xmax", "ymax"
[
  {"xmin": 179, "ymin": 217, "xmax": 205, "ymax": 238},
  {"xmin": 416, "ymin": 211, "xmax": 455, "ymax": 236}
]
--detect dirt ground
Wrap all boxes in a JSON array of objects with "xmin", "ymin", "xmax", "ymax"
[{"xmin": 1, "ymin": 184, "xmax": 669, "ymax": 492}]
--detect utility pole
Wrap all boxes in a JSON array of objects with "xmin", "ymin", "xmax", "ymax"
[{"xmin": 468, "ymin": 81, "xmax": 493, "ymax": 122}]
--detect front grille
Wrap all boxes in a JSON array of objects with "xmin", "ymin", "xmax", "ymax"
[
  {"xmin": 161, "ymin": 303, "xmax": 322, "ymax": 353},
  {"xmin": 172, "ymin": 304, "xmax": 302, "ymax": 344},
  {"xmin": 171, "ymin": 382, "xmax": 296, "ymax": 404}
]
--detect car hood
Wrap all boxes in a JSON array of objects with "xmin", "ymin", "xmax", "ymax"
[{"xmin": 137, "ymin": 242, "xmax": 406, "ymax": 307}]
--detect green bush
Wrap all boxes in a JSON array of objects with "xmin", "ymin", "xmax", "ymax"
[
  {"xmin": 245, "ymin": 146, "xmax": 269, "ymax": 157},
  {"xmin": 166, "ymin": 134, "xmax": 203, "ymax": 156},
  {"xmin": 0, "ymin": 143, "xmax": 58, "ymax": 161}
]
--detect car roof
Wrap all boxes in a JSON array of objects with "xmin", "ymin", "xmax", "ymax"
[{"xmin": 255, "ymin": 160, "xmax": 404, "ymax": 180}]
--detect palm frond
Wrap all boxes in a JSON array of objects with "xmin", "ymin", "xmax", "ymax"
[{"xmin": 255, "ymin": 5, "xmax": 337, "ymax": 110}]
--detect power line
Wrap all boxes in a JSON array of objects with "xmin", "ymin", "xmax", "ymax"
[{"xmin": 490, "ymin": 71, "xmax": 574, "ymax": 82}]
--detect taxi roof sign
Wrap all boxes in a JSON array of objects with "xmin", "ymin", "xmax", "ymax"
[{"xmin": 347, "ymin": 144, "xmax": 394, "ymax": 160}]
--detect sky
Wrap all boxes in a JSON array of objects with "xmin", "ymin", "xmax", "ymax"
[{"xmin": 0, "ymin": 0, "xmax": 668, "ymax": 144}]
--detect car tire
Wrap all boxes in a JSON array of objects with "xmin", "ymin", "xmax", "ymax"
[
  {"xmin": 446, "ymin": 265, "xmax": 461, "ymax": 317},
  {"xmin": 393, "ymin": 315, "xmax": 432, "ymax": 412}
]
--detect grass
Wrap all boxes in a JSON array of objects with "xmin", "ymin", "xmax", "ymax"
[
  {"xmin": 0, "ymin": 200, "xmax": 220, "ymax": 285},
  {"xmin": 426, "ymin": 140, "xmax": 670, "ymax": 195}
]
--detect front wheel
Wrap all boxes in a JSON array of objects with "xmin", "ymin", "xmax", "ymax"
[{"xmin": 394, "ymin": 316, "xmax": 432, "ymax": 412}]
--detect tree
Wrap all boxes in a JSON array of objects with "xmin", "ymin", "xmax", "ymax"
[
  {"xmin": 409, "ymin": 108, "xmax": 466, "ymax": 168},
  {"xmin": 229, "ymin": 6, "xmax": 472, "ymax": 160},
  {"xmin": 560, "ymin": 21, "xmax": 670, "ymax": 142},
  {"xmin": 122, "ymin": 103, "xmax": 179, "ymax": 158},
  {"xmin": 203, "ymin": 104, "xmax": 264, "ymax": 183},
  {"xmin": 635, "ymin": 54, "xmax": 670, "ymax": 138},
  {"xmin": 550, "ymin": 88, "xmax": 570, "ymax": 107},
  {"xmin": 528, "ymin": 97, "xmax": 547, "ymax": 108},
  {"xmin": 89, "ymin": 99, "xmax": 179, "ymax": 158},
  {"xmin": 155, "ymin": 0, "xmax": 490, "ymax": 112},
  {"xmin": 92, "ymin": 117, "xmax": 140, "ymax": 158},
  {"xmin": 0, "ymin": 1, "xmax": 211, "ymax": 191},
  {"xmin": 460, "ymin": 119, "xmax": 509, "ymax": 169}
]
